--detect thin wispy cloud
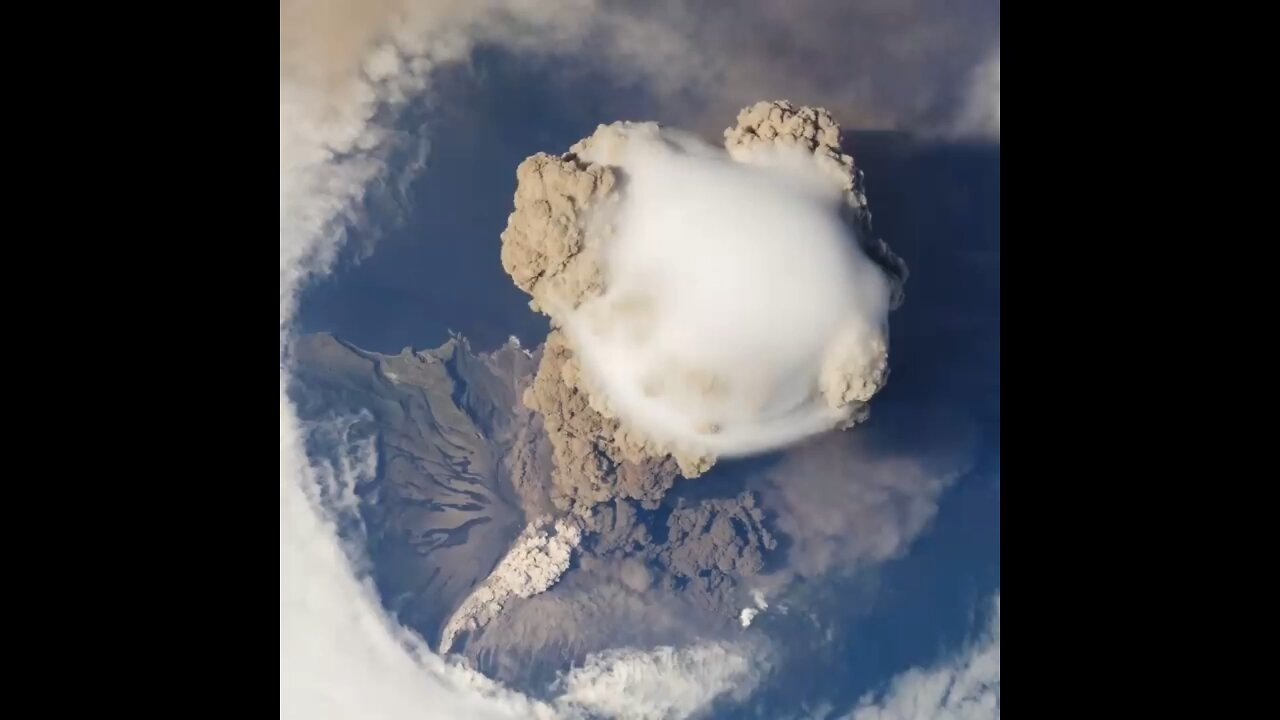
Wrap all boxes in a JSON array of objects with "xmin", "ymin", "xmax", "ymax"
[
  {"xmin": 555, "ymin": 641, "xmax": 771, "ymax": 720},
  {"xmin": 953, "ymin": 47, "xmax": 1000, "ymax": 140},
  {"xmin": 845, "ymin": 592, "xmax": 1000, "ymax": 720}
]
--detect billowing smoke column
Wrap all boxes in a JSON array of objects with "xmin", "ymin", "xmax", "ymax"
[
  {"xmin": 501, "ymin": 101, "xmax": 907, "ymax": 513},
  {"xmin": 439, "ymin": 517, "xmax": 582, "ymax": 655}
]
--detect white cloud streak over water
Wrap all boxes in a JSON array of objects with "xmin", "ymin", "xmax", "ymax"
[
  {"xmin": 555, "ymin": 641, "xmax": 770, "ymax": 720},
  {"xmin": 953, "ymin": 48, "xmax": 1000, "ymax": 140},
  {"xmin": 845, "ymin": 593, "xmax": 1000, "ymax": 720}
]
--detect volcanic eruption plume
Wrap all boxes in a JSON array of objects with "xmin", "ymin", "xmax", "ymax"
[{"xmin": 500, "ymin": 101, "xmax": 908, "ymax": 514}]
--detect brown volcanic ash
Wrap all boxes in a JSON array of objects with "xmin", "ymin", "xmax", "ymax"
[
  {"xmin": 499, "ymin": 101, "xmax": 907, "ymax": 516},
  {"xmin": 447, "ymin": 103, "xmax": 909, "ymax": 668},
  {"xmin": 458, "ymin": 491, "xmax": 780, "ymax": 684}
]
